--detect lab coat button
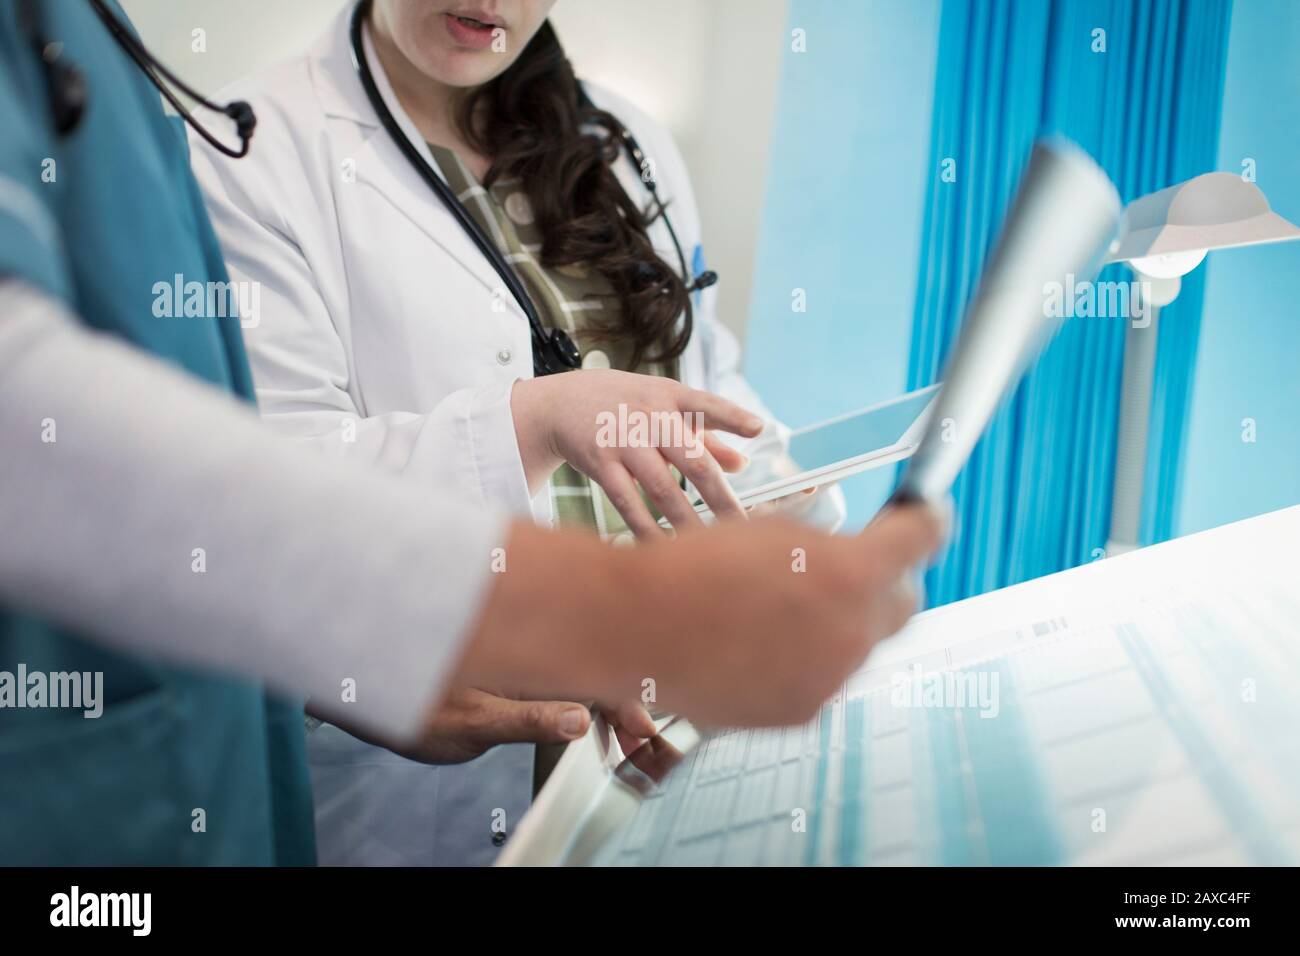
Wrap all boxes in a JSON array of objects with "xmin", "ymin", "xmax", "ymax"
[
  {"xmin": 492, "ymin": 831, "xmax": 508, "ymax": 847},
  {"xmin": 496, "ymin": 348, "xmax": 512, "ymax": 365}
]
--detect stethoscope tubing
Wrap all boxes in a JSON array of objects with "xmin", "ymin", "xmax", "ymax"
[{"xmin": 348, "ymin": 0, "xmax": 706, "ymax": 376}]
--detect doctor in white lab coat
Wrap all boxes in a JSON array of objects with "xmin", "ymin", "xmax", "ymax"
[{"xmin": 190, "ymin": 0, "xmax": 843, "ymax": 866}]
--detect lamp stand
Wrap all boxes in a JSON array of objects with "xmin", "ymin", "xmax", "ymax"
[{"xmin": 1105, "ymin": 272, "xmax": 1181, "ymax": 556}]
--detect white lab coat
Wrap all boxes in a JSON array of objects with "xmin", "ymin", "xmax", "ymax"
[{"xmin": 190, "ymin": 6, "xmax": 843, "ymax": 866}]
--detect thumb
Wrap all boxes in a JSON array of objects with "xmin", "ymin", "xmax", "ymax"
[
  {"xmin": 488, "ymin": 698, "xmax": 592, "ymax": 745},
  {"xmin": 859, "ymin": 501, "xmax": 948, "ymax": 573}
]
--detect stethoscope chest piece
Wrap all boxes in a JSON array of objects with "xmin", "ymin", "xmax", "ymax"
[{"xmin": 535, "ymin": 327, "xmax": 583, "ymax": 377}]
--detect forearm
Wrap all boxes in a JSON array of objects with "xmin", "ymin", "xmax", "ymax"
[
  {"xmin": 0, "ymin": 282, "xmax": 504, "ymax": 739},
  {"xmin": 452, "ymin": 516, "xmax": 757, "ymax": 714},
  {"xmin": 450, "ymin": 519, "xmax": 639, "ymax": 701},
  {"xmin": 456, "ymin": 509, "xmax": 942, "ymax": 731}
]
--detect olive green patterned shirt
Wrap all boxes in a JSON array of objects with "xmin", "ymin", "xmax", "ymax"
[{"xmin": 430, "ymin": 144, "xmax": 676, "ymax": 536}]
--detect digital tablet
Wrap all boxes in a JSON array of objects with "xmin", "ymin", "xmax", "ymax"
[{"xmin": 694, "ymin": 384, "xmax": 940, "ymax": 517}]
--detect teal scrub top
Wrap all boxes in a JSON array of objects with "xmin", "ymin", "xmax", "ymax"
[{"xmin": 0, "ymin": 0, "xmax": 315, "ymax": 865}]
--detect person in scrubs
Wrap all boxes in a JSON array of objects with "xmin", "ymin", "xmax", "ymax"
[
  {"xmin": 190, "ymin": 0, "xmax": 845, "ymax": 865},
  {"xmin": 0, "ymin": 0, "xmax": 944, "ymax": 865}
]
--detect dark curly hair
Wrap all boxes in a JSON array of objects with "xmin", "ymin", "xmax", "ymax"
[{"xmin": 456, "ymin": 21, "xmax": 692, "ymax": 368}]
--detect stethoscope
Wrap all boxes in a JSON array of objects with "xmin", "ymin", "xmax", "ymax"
[
  {"xmin": 22, "ymin": 0, "xmax": 257, "ymax": 157},
  {"xmin": 348, "ymin": 0, "xmax": 717, "ymax": 376},
  {"xmin": 26, "ymin": 0, "xmax": 713, "ymax": 378}
]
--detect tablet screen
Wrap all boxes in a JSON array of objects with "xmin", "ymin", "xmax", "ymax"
[{"xmin": 785, "ymin": 385, "xmax": 939, "ymax": 475}]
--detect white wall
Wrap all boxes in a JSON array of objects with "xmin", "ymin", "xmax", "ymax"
[
  {"xmin": 1175, "ymin": 0, "xmax": 1300, "ymax": 536},
  {"xmin": 119, "ymin": 0, "xmax": 789, "ymax": 338},
  {"xmin": 118, "ymin": 0, "xmax": 349, "ymax": 90},
  {"xmin": 744, "ymin": 0, "xmax": 942, "ymax": 528},
  {"xmin": 553, "ymin": 0, "xmax": 790, "ymax": 339}
]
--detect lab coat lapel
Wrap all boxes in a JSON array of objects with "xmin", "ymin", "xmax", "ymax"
[{"xmin": 309, "ymin": 7, "xmax": 523, "ymax": 319}]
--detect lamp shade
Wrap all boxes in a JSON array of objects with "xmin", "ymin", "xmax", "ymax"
[{"xmin": 1106, "ymin": 172, "xmax": 1300, "ymax": 264}]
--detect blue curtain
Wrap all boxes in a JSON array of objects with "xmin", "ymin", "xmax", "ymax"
[{"xmin": 906, "ymin": 0, "xmax": 1233, "ymax": 606}]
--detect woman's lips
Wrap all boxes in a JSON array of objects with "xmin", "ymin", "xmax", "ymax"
[{"xmin": 443, "ymin": 12, "xmax": 501, "ymax": 50}]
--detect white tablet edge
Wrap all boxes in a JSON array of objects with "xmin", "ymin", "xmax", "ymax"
[{"xmin": 690, "ymin": 384, "xmax": 940, "ymax": 519}]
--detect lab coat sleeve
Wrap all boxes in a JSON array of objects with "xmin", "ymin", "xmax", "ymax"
[
  {"xmin": 188, "ymin": 138, "xmax": 537, "ymax": 520},
  {"xmin": 0, "ymin": 280, "xmax": 507, "ymax": 740}
]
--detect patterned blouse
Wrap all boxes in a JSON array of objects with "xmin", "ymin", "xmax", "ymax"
[{"xmin": 429, "ymin": 144, "xmax": 676, "ymax": 537}]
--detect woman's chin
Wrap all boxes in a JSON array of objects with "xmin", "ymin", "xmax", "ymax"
[{"xmin": 419, "ymin": 51, "xmax": 514, "ymax": 90}]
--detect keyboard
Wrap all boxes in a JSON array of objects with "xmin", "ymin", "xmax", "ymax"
[{"xmin": 589, "ymin": 538, "xmax": 1300, "ymax": 866}]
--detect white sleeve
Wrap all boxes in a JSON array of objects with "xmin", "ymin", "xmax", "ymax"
[
  {"xmin": 0, "ymin": 281, "xmax": 506, "ymax": 739},
  {"xmin": 188, "ymin": 136, "xmax": 537, "ymax": 519}
]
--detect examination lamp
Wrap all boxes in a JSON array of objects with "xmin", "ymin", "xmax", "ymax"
[{"xmin": 1104, "ymin": 172, "xmax": 1300, "ymax": 555}]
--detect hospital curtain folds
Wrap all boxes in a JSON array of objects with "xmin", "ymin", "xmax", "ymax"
[{"xmin": 905, "ymin": 0, "xmax": 1233, "ymax": 606}]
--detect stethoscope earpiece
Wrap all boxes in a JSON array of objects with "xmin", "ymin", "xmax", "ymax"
[
  {"xmin": 688, "ymin": 270, "xmax": 719, "ymax": 294},
  {"xmin": 44, "ymin": 53, "xmax": 88, "ymax": 137},
  {"xmin": 225, "ymin": 101, "xmax": 258, "ymax": 142},
  {"xmin": 23, "ymin": 0, "xmax": 258, "ymax": 157}
]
